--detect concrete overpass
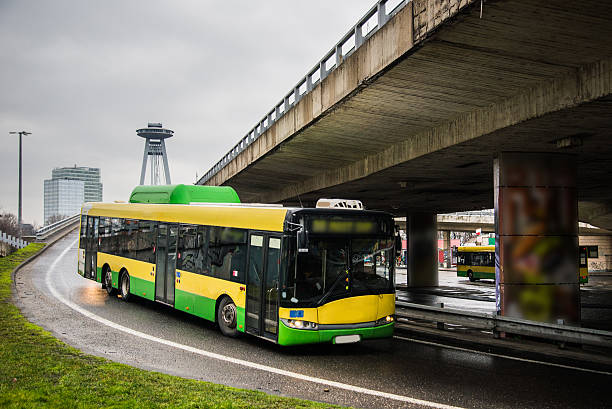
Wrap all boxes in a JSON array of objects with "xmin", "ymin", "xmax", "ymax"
[
  {"xmin": 198, "ymin": 0, "xmax": 612, "ymax": 230},
  {"xmin": 198, "ymin": 0, "xmax": 612, "ymax": 324}
]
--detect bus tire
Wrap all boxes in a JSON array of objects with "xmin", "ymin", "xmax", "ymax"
[
  {"xmin": 217, "ymin": 297, "xmax": 238, "ymax": 338},
  {"xmin": 120, "ymin": 270, "xmax": 131, "ymax": 302},
  {"xmin": 104, "ymin": 266, "xmax": 116, "ymax": 296},
  {"xmin": 468, "ymin": 270, "xmax": 475, "ymax": 282}
]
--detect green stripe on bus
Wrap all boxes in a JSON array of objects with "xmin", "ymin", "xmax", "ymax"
[
  {"xmin": 175, "ymin": 289, "xmax": 245, "ymax": 331},
  {"xmin": 112, "ymin": 270, "xmax": 119, "ymax": 289},
  {"xmin": 277, "ymin": 321, "xmax": 395, "ymax": 346},
  {"xmin": 130, "ymin": 276, "xmax": 155, "ymax": 301}
]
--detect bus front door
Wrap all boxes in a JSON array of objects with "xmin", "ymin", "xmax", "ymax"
[
  {"xmin": 246, "ymin": 233, "xmax": 280, "ymax": 340},
  {"xmin": 84, "ymin": 216, "xmax": 99, "ymax": 281},
  {"xmin": 155, "ymin": 223, "xmax": 177, "ymax": 306}
]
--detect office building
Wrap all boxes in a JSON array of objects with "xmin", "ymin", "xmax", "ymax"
[
  {"xmin": 51, "ymin": 166, "xmax": 103, "ymax": 202},
  {"xmin": 43, "ymin": 166, "xmax": 103, "ymax": 224}
]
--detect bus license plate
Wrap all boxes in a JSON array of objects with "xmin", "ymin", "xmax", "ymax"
[{"xmin": 334, "ymin": 334, "xmax": 361, "ymax": 344}]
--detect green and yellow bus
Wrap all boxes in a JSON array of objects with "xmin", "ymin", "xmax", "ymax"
[
  {"xmin": 77, "ymin": 186, "xmax": 396, "ymax": 346},
  {"xmin": 456, "ymin": 245, "xmax": 589, "ymax": 284},
  {"xmin": 456, "ymin": 245, "xmax": 495, "ymax": 282}
]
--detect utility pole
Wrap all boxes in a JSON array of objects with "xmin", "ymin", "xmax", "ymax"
[{"xmin": 9, "ymin": 131, "xmax": 31, "ymax": 235}]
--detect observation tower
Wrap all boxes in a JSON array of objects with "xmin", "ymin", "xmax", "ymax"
[{"xmin": 137, "ymin": 122, "xmax": 173, "ymax": 185}]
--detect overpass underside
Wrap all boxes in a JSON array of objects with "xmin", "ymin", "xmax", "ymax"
[
  {"xmin": 202, "ymin": 0, "xmax": 612, "ymax": 229},
  {"xmin": 201, "ymin": 0, "xmax": 612, "ymax": 323}
]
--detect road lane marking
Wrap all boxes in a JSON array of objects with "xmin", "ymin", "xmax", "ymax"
[
  {"xmin": 45, "ymin": 238, "xmax": 464, "ymax": 409},
  {"xmin": 393, "ymin": 336, "xmax": 612, "ymax": 376}
]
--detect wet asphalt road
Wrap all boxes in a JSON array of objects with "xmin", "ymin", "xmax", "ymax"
[{"xmin": 13, "ymin": 232, "xmax": 611, "ymax": 409}]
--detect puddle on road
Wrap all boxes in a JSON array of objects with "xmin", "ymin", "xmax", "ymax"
[{"xmin": 76, "ymin": 284, "xmax": 108, "ymax": 306}]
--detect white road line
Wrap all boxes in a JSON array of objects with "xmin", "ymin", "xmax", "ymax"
[
  {"xmin": 393, "ymin": 336, "xmax": 612, "ymax": 376},
  {"xmin": 45, "ymin": 238, "xmax": 464, "ymax": 409}
]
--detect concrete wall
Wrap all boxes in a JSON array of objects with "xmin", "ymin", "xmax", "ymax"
[{"xmin": 580, "ymin": 235, "xmax": 612, "ymax": 273}]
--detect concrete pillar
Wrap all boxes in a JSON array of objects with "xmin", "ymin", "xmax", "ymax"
[
  {"xmin": 441, "ymin": 230, "xmax": 452, "ymax": 268},
  {"xmin": 407, "ymin": 212, "xmax": 438, "ymax": 287},
  {"xmin": 495, "ymin": 152, "xmax": 579, "ymax": 324}
]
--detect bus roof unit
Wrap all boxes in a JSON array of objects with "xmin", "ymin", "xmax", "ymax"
[{"xmin": 129, "ymin": 184, "xmax": 240, "ymax": 205}]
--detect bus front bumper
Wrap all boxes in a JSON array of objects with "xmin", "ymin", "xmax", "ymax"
[{"xmin": 277, "ymin": 321, "xmax": 394, "ymax": 346}]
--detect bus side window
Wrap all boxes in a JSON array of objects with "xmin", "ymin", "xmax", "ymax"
[
  {"xmin": 178, "ymin": 224, "xmax": 198, "ymax": 273},
  {"xmin": 98, "ymin": 217, "xmax": 111, "ymax": 253},
  {"xmin": 200, "ymin": 225, "xmax": 212, "ymax": 276},
  {"xmin": 124, "ymin": 219, "xmax": 139, "ymax": 260},
  {"xmin": 137, "ymin": 220, "xmax": 156, "ymax": 264},
  {"xmin": 79, "ymin": 215, "xmax": 87, "ymax": 249},
  {"xmin": 109, "ymin": 218, "xmax": 119, "ymax": 255},
  {"xmin": 208, "ymin": 227, "xmax": 247, "ymax": 282}
]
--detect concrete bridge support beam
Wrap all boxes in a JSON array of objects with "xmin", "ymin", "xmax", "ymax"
[
  {"xmin": 494, "ymin": 152, "xmax": 580, "ymax": 324},
  {"xmin": 441, "ymin": 230, "xmax": 451, "ymax": 268},
  {"xmin": 407, "ymin": 212, "xmax": 438, "ymax": 287}
]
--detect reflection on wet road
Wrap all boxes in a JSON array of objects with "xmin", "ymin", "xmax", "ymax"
[{"xmin": 14, "ymin": 232, "xmax": 611, "ymax": 409}]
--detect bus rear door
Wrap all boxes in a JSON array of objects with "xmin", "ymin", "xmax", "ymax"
[
  {"xmin": 246, "ymin": 233, "xmax": 281, "ymax": 341},
  {"xmin": 155, "ymin": 223, "xmax": 178, "ymax": 306}
]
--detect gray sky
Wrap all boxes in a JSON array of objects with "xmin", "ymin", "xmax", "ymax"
[{"xmin": 0, "ymin": 0, "xmax": 375, "ymax": 226}]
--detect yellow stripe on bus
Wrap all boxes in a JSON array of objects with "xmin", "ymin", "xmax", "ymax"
[
  {"xmin": 85, "ymin": 203, "xmax": 288, "ymax": 232},
  {"xmin": 97, "ymin": 253, "xmax": 154, "ymax": 282},
  {"xmin": 457, "ymin": 246, "xmax": 495, "ymax": 252},
  {"xmin": 457, "ymin": 265, "xmax": 495, "ymax": 273},
  {"xmin": 176, "ymin": 269, "xmax": 245, "ymax": 309},
  {"xmin": 278, "ymin": 294, "xmax": 394, "ymax": 324}
]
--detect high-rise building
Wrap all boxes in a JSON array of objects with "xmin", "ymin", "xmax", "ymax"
[
  {"xmin": 43, "ymin": 179, "xmax": 85, "ymax": 223},
  {"xmin": 43, "ymin": 166, "xmax": 103, "ymax": 224},
  {"xmin": 51, "ymin": 166, "xmax": 103, "ymax": 202}
]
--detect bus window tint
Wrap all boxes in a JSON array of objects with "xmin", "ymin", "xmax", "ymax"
[
  {"xmin": 98, "ymin": 217, "xmax": 112, "ymax": 253},
  {"xmin": 178, "ymin": 224, "xmax": 198, "ymax": 272},
  {"xmin": 292, "ymin": 239, "xmax": 347, "ymax": 303},
  {"xmin": 123, "ymin": 219, "xmax": 139, "ymax": 260},
  {"xmin": 137, "ymin": 220, "xmax": 156, "ymax": 263},
  {"xmin": 207, "ymin": 227, "xmax": 247, "ymax": 282},
  {"xmin": 111, "ymin": 218, "xmax": 123, "ymax": 255},
  {"xmin": 351, "ymin": 238, "xmax": 393, "ymax": 292},
  {"xmin": 79, "ymin": 215, "xmax": 87, "ymax": 249}
]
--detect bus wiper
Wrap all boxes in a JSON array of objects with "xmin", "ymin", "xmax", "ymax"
[{"xmin": 316, "ymin": 271, "xmax": 348, "ymax": 306}]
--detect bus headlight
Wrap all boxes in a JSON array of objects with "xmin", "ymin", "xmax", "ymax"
[
  {"xmin": 375, "ymin": 315, "xmax": 394, "ymax": 326},
  {"xmin": 282, "ymin": 319, "xmax": 318, "ymax": 330}
]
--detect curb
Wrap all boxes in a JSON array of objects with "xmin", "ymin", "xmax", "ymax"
[{"xmin": 10, "ymin": 226, "xmax": 79, "ymax": 293}]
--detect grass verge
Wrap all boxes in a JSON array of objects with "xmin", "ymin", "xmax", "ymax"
[{"xmin": 0, "ymin": 244, "xmax": 338, "ymax": 408}]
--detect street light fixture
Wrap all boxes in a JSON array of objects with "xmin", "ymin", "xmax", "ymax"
[{"xmin": 9, "ymin": 130, "xmax": 32, "ymax": 236}]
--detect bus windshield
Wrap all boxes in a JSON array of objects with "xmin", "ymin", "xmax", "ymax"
[{"xmin": 281, "ymin": 236, "xmax": 394, "ymax": 307}]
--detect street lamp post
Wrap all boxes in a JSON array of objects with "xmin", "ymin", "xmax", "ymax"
[{"xmin": 9, "ymin": 131, "xmax": 31, "ymax": 235}]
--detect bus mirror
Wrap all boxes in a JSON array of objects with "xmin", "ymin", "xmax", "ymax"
[{"xmin": 297, "ymin": 229, "xmax": 309, "ymax": 252}]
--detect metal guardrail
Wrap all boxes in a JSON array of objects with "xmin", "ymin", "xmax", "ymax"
[
  {"xmin": 395, "ymin": 301, "xmax": 612, "ymax": 349},
  {"xmin": 36, "ymin": 214, "xmax": 80, "ymax": 240},
  {"xmin": 198, "ymin": 0, "xmax": 410, "ymax": 185}
]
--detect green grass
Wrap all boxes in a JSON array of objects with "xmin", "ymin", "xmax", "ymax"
[{"xmin": 0, "ymin": 244, "xmax": 338, "ymax": 408}]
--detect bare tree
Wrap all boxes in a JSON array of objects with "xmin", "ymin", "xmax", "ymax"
[
  {"xmin": 0, "ymin": 211, "xmax": 19, "ymax": 237},
  {"xmin": 0, "ymin": 211, "xmax": 20, "ymax": 256}
]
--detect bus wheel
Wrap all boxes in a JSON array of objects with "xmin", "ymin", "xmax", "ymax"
[
  {"xmin": 120, "ymin": 271, "xmax": 131, "ymax": 302},
  {"xmin": 217, "ymin": 297, "xmax": 238, "ymax": 338},
  {"xmin": 104, "ymin": 267, "xmax": 116, "ymax": 296},
  {"xmin": 468, "ymin": 270, "xmax": 475, "ymax": 282}
]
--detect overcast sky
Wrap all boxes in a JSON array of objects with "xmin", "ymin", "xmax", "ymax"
[{"xmin": 0, "ymin": 0, "xmax": 375, "ymax": 226}]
